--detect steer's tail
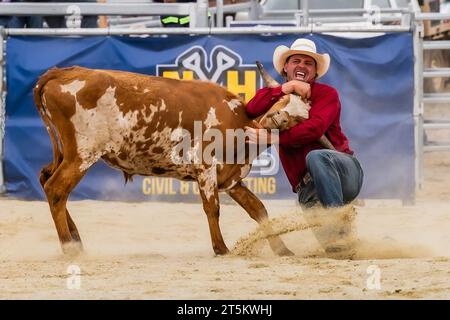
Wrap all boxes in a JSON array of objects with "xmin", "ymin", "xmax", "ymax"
[{"xmin": 33, "ymin": 68, "xmax": 64, "ymax": 181}]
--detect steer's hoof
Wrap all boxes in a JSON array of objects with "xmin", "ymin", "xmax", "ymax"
[
  {"xmin": 214, "ymin": 247, "xmax": 230, "ymax": 256},
  {"xmin": 269, "ymin": 240, "xmax": 295, "ymax": 257},
  {"xmin": 61, "ymin": 241, "xmax": 83, "ymax": 256}
]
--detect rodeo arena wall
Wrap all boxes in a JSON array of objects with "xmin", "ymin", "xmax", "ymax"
[{"xmin": 1, "ymin": 33, "xmax": 414, "ymax": 201}]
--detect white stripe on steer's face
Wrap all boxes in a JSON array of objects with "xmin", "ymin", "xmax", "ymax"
[{"xmin": 281, "ymin": 94, "xmax": 310, "ymax": 119}]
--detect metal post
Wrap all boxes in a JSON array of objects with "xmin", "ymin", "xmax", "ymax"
[
  {"xmin": 216, "ymin": 0, "xmax": 223, "ymax": 28},
  {"xmin": 301, "ymin": 0, "xmax": 309, "ymax": 27},
  {"xmin": 189, "ymin": 3, "xmax": 197, "ymax": 29},
  {"xmin": 225, "ymin": 15, "xmax": 233, "ymax": 28},
  {"xmin": 294, "ymin": 12, "xmax": 301, "ymax": 27},
  {"xmin": 413, "ymin": 15, "xmax": 424, "ymax": 191},
  {"xmin": 401, "ymin": 11, "xmax": 411, "ymax": 27},
  {"xmin": 249, "ymin": 0, "xmax": 259, "ymax": 20},
  {"xmin": 0, "ymin": 28, "xmax": 5, "ymax": 193},
  {"xmin": 196, "ymin": 0, "xmax": 208, "ymax": 28}
]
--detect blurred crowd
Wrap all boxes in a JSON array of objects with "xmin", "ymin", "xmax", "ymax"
[
  {"xmin": 0, "ymin": 0, "xmax": 248, "ymax": 28},
  {"xmin": 0, "ymin": 0, "xmax": 99, "ymax": 28}
]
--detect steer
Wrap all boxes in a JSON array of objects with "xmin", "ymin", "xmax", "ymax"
[{"xmin": 34, "ymin": 65, "xmax": 307, "ymax": 256}]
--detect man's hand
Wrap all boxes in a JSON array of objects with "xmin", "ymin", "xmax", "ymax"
[
  {"xmin": 245, "ymin": 121, "xmax": 279, "ymax": 145},
  {"xmin": 281, "ymin": 80, "xmax": 311, "ymax": 100}
]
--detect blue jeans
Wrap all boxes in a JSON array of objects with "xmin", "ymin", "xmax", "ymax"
[{"xmin": 298, "ymin": 150, "xmax": 364, "ymax": 208}]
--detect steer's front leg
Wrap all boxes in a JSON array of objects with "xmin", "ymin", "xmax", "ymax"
[
  {"xmin": 197, "ymin": 165, "xmax": 229, "ymax": 255},
  {"xmin": 227, "ymin": 181, "xmax": 294, "ymax": 256}
]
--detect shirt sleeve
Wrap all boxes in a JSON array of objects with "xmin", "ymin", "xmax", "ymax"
[
  {"xmin": 246, "ymin": 86, "xmax": 285, "ymax": 118},
  {"xmin": 279, "ymin": 87, "xmax": 340, "ymax": 146}
]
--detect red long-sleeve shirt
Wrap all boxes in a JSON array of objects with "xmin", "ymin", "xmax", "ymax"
[{"xmin": 246, "ymin": 82, "xmax": 353, "ymax": 192}]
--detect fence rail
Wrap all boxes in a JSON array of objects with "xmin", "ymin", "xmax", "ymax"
[
  {"xmin": 418, "ymin": 11, "xmax": 450, "ymax": 190},
  {"xmin": 423, "ymin": 68, "xmax": 450, "ymax": 77},
  {"xmin": 423, "ymin": 40, "xmax": 450, "ymax": 50},
  {"xmin": 0, "ymin": 3, "xmax": 192, "ymax": 16}
]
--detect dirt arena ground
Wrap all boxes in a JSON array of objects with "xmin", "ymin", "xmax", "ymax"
[{"xmin": 0, "ymin": 150, "xmax": 450, "ymax": 300}]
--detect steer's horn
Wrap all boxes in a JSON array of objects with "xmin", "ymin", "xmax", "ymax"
[{"xmin": 256, "ymin": 61, "xmax": 280, "ymax": 88}]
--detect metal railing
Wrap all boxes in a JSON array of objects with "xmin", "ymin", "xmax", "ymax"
[
  {"xmin": 0, "ymin": 0, "xmax": 259, "ymax": 29},
  {"xmin": 414, "ymin": 12, "xmax": 450, "ymax": 189},
  {"xmin": 0, "ymin": 1, "xmax": 210, "ymax": 28},
  {"xmin": 229, "ymin": 5, "xmax": 413, "ymax": 28}
]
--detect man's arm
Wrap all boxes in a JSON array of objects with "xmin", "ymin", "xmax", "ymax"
[
  {"xmin": 246, "ymin": 86, "xmax": 285, "ymax": 118},
  {"xmin": 279, "ymin": 87, "xmax": 340, "ymax": 145}
]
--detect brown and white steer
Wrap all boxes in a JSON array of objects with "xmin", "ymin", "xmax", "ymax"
[{"xmin": 34, "ymin": 66, "xmax": 305, "ymax": 256}]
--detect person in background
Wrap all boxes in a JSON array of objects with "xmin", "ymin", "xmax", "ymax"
[
  {"xmin": 1, "ymin": 0, "xmax": 43, "ymax": 28},
  {"xmin": 40, "ymin": 0, "xmax": 98, "ymax": 28},
  {"xmin": 0, "ymin": 0, "xmax": 12, "ymax": 27},
  {"xmin": 154, "ymin": 0, "xmax": 212, "ymax": 28}
]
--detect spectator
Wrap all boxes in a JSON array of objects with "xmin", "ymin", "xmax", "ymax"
[
  {"xmin": 0, "ymin": 0, "xmax": 12, "ymax": 27},
  {"xmin": 1, "ymin": 0, "xmax": 43, "ymax": 28},
  {"xmin": 39, "ymin": 0, "xmax": 98, "ymax": 28},
  {"xmin": 154, "ymin": 0, "xmax": 210, "ymax": 28}
]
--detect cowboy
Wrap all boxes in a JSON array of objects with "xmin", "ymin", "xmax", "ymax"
[{"xmin": 246, "ymin": 38, "xmax": 364, "ymax": 210}]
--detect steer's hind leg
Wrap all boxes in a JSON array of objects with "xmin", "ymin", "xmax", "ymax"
[
  {"xmin": 40, "ymin": 162, "xmax": 82, "ymax": 244},
  {"xmin": 66, "ymin": 211, "xmax": 82, "ymax": 243},
  {"xmin": 197, "ymin": 168, "xmax": 229, "ymax": 255},
  {"xmin": 227, "ymin": 181, "xmax": 294, "ymax": 256},
  {"xmin": 43, "ymin": 159, "xmax": 88, "ymax": 255}
]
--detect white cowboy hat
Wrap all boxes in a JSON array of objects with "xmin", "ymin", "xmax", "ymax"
[{"xmin": 273, "ymin": 38, "xmax": 330, "ymax": 79}]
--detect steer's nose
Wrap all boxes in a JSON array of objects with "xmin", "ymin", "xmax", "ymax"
[{"xmin": 274, "ymin": 111, "xmax": 288, "ymax": 124}]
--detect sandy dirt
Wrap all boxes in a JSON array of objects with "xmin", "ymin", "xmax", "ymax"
[{"xmin": 0, "ymin": 151, "xmax": 450, "ymax": 300}]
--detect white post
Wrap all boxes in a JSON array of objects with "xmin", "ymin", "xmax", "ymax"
[
  {"xmin": 413, "ymin": 13, "xmax": 424, "ymax": 193},
  {"xmin": 196, "ymin": 0, "xmax": 208, "ymax": 28},
  {"xmin": 216, "ymin": 0, "xmax": 223, "ymax": 28},
  {"xmin": 249, "ymin": 0, "xmax": 259, "ymax": 20},
  {"xmin": 301, "ymin": 0, "xmax": 309, "ymax": 27},
  {"xmin": 189, "ymin": 3, "xmax": 197, "ymax": 29},
  {"xmin": 0, "ymin": 28, "xmax": 5, "ymax": 193}
]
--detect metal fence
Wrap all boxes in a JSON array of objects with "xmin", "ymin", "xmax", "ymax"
[{"xmin": 414, "ymin": 11, "xmax": 450, "ymax": 188}]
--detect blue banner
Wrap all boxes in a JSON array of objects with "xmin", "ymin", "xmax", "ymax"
[{"xmin": 4, "ymin": 33, "xmax": 414, "ymax": 201}]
